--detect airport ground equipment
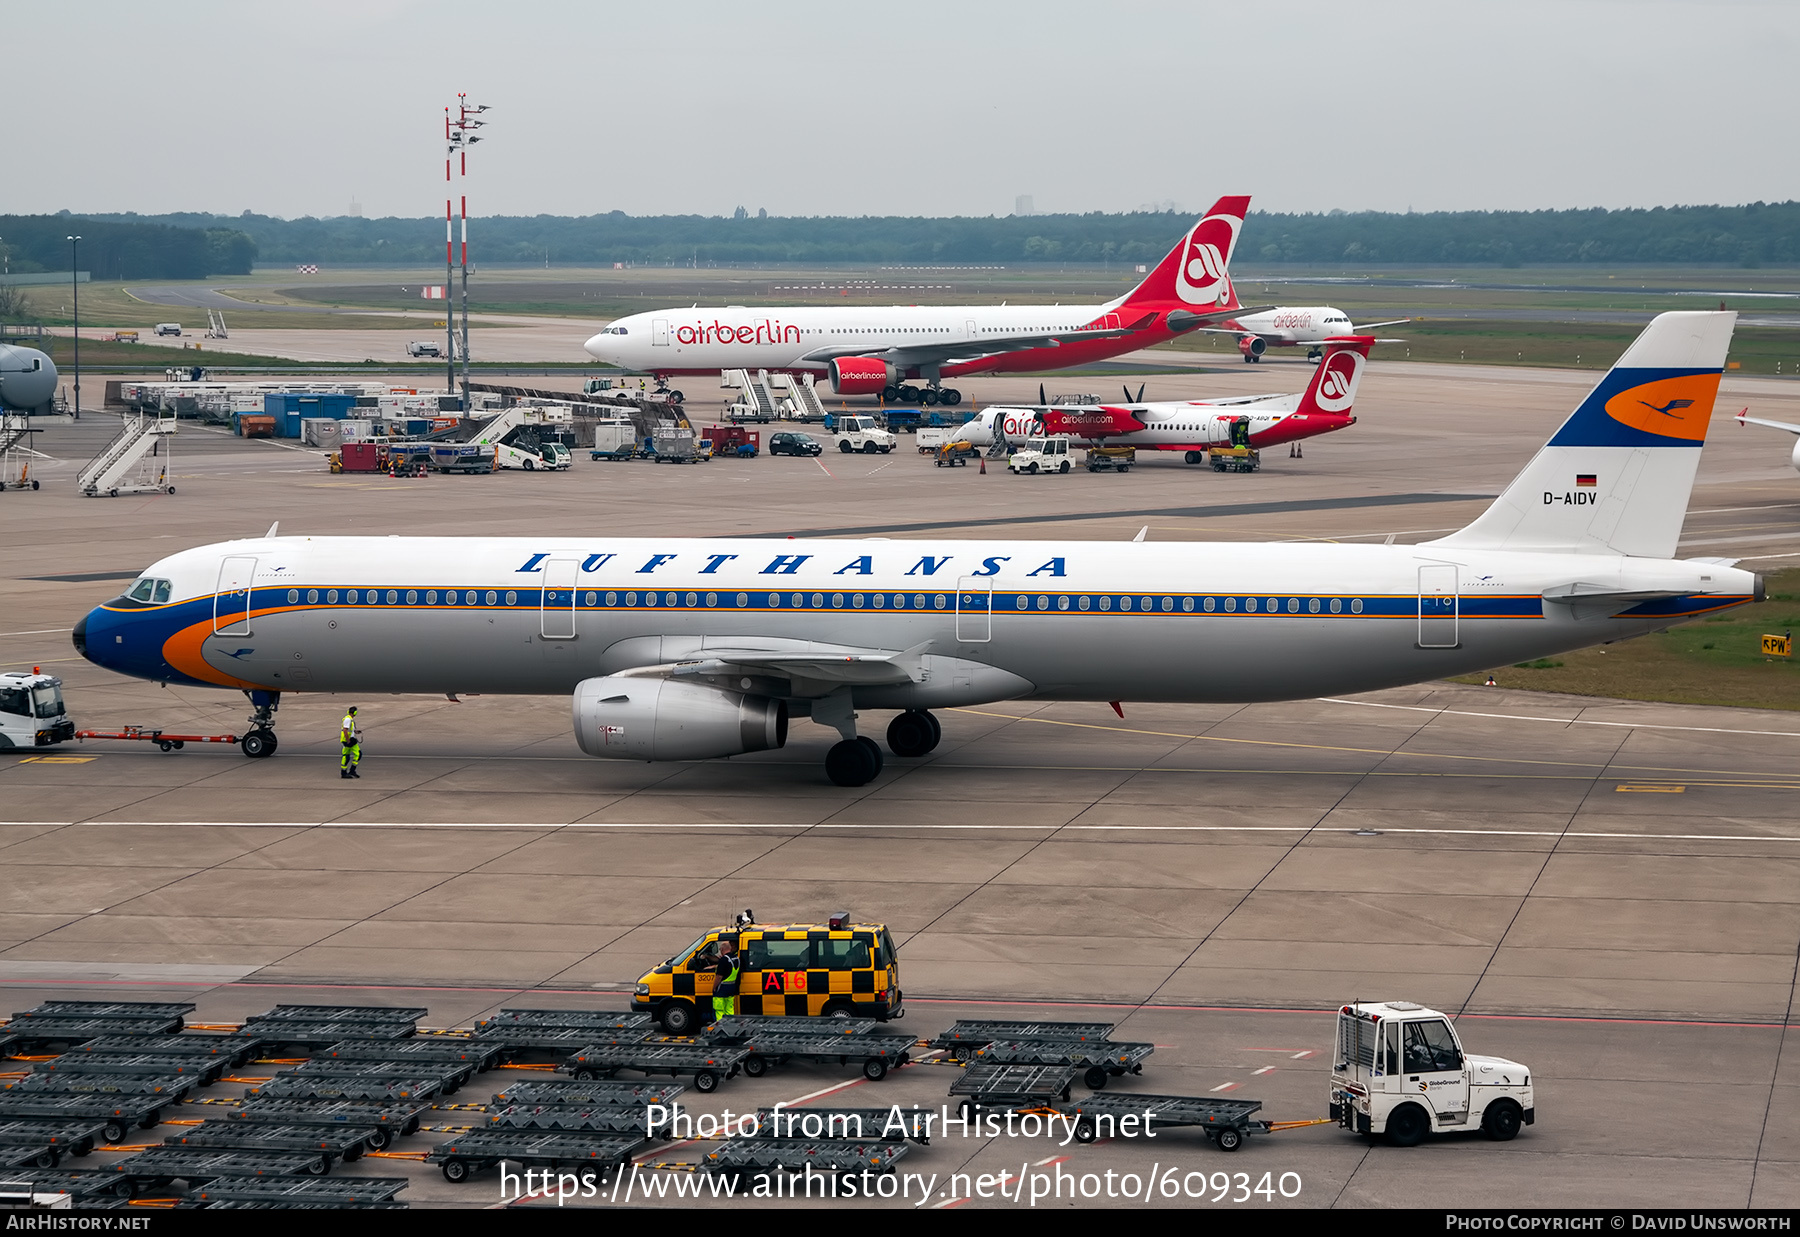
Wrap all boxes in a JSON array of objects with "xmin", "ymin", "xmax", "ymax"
[
  {"xmin": 934, "ymin": 440, "xmax": 977, "ymax": 467},
  {"xmin": 917, "ymin": 427, "xmax": 951, "ymax": 452},
  {"xmin": 969, "ymin": 1038, "xmax": 1153, "ymax": 1090},
  {"xmin": 243, "ymin": 1075, "xmax": 445, "ymax": 1103},
  {"xmin": 427, "ymin": 1132, "xmax": 644, "ymax": 1183},
  {"xmin": 33, "ymin": 1053, "xmax": 227, "ymax": 1087},
  {"xmin": 205, "ymin": 309, "xmax": 228, "ymax": 340},
  {"xmin": 192, "ymin": 1175, "xmax": 408, "ymax": 1206},
  {"xmin": 286, "ymin": 1059, "xmax": 473, "ymax": 1094},
  {"xmin": 0, "ymin": 413, "xmax": 39, "ymax": 491},
  {"xmin": 947, "ymin": 1064, "xmax": 1077, "ymax": 1118},
  {"xmin": 242, "ymin": 1021, "xmax": 415, "ymax": 1050},
  {"xmin": 769, "ymin": 372, "xmax": 827, "ymax": 421},
  {"xmin": 162, "ymin": 1119, "xmax": 377, "ymax": 1168},
  {"xmin": 721, "ymin": 369, "xmax": 785, "ymax": 422},
  {"xmin": 0, "ymin": 1141, "xmax": 65, "ymax": 1171},
  {"xmin": 4, "ymin": 1014, "xmax": 187, "ymax": 1050},
  {"xmin": 750, "ymin": 1107, "xmax": 931, "ymax": 1144},
  {"xmin": 487, "ymin": 1105, "xmax": 651, "ymax": 1134},
  {"xmin": 77, "ymin": 410, "xmax": 177, "ymax": 497},
  {"xmin": 0, "ymin": 671, "xmax": 75, "ymax": 750},
  {"xmin": 13, "ymin": 1001, "xmax": 195, "ymax": 1027},
  {"xmin": 0, "ymin": 1120, "xmax": 105, "ymax": 1160},
  {"xmin": 650, "ymin": 429, "xmax": 708, "ymax": 463},
  {"xmin": 704, "ymin": 425, "xmax": 759, "ymax": 457},
  {"xmin": 0, "ymin": 1095, "xmax": 164, "ymax": 1145},
  {"xmin": 313, "ymin": 1037, "xmax": 505, "ymax": 1072},
  {"xmin": 102, "ymin": 1148, "xmax": 330, "ymax": 1194},
  {"xmin": 250, "ymin": 1004, "xmax": 427, "ymax": 1027},
  {"xmin": 427, "ymin": 442, "xmax": 495, "ymax": 473},
  {"xmin": 1007, "ymin": 435, "xmax": 1074, "ymax": 475},
  {"xmin": 829, "ymin": 414, "xmax": 895, "ymax": 454},
  {"xmin": 929, "ymin": 1020, "xmax": 1115, "ymax": 1057},
  {"xmin": 474, "ymin": 1009, "xmax": 650, "ymax": 1034},
  {"xmin": 1331, "ymin": 1000, "xmax": 1534, "ymax": 1146},
  {"xmin": 74, "ymin": 724, "xmax": 242, "ymax": 753},
  {"xmin": 1210, "ymin": 445, "xmax": 1260, "ymax": 473},
  {"xmin": 562, "ymin": 1043, "xmax": 747, "ymax": 1093},
  {"xmin": 490, "ymin": 1080, "xmax": 684, "ymax": 1108},
  {"xmin": 703, "ymin": 1015, "xmax": 879, "ymax": 1042},
  {"xmin": 463, "ymin": 404, "xmax": 573, "ymax": 471},
  {"xmin": 231, "ymin": 1098, "xmax": 426, "ymax": 1148},
  {"xmin": 732, "ymin": 1032, "xmax": 915, "ymax": 1081},
  {"xmin": 64, "ymin": 1035, "xmax": 263, "ymax": 1067},
  {"xmin": 705, "ymin": 1136, "xmax": 910, "ymax": 1185},
  {"xmin": 1054, "ymin": 1093, "xmax": 1325, "ymax": 1152},
  {"xmin": 406, "ymin": 341, "xmax": 441, "ymax": 358},
  {"xmin": 0, "ymin": 1168, "xmax": 125, "ymax": 1203},
  {"xmin": 1084, "ymin": 445, "xmax": 1136, "ymax": 473},
  {"xmin": 3, "ymin": 1073, "xmax": 197, "ymax": 1103}
]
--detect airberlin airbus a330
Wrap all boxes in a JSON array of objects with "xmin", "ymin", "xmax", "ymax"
[
  {"xmin": 76, "ymin": 313, "xmax": 1760, "ymax": 788},
  {"xmin": 581, "ymin": 197, "xmax": 1268, "ymax": 406}
]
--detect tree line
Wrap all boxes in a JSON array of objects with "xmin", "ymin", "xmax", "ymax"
[{"xmin": 12, "ymin": 202, "xmax": 1800, "ymax": 271}]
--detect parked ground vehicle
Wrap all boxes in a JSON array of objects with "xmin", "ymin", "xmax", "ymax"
[
  {"xmin": 0, "ymin": 671, "xmax": 75, "ymax": 749},
  {"xmin": 935, "ymin": 441, "xmax": 978, "ymax": 467},
  {"xmin": 1008, "ymin": 436, "xmax": 1073, "ymax": 474},
  {"xmin": 405, "ymin": 341, "xmax": 442, "ymax": 358},
  {"xmin": 633, "ymin": 912, "xmax": 903, "ymax": 1034},
  {"xmin": 1084, "ymin": 445, "xmax": 1135, "ymax": 473},
  {"xmin": 154, "ymin": 323, "xmax": 181, "ymax": 337},
  {"xmin": 769, "ymin": 432, "xmax": 822, "ymax": 457},
  {"xmin": 830, "ymin": 415, "xmax": 895, "ymax": 455},
  {"xmin": 705, "ymin": 426, "xmax": 760, "ymax": 458},
  {"xmin": 1330, "ymin": 1001, "xmax": 1534, "ymax": 1146}
]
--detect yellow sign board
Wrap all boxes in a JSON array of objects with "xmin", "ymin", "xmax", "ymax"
[
  {"xmin": 432, "ymin": 321, "xmax": 447, "ymax": 328},
  {"xmin": 1762, "ymin": 633, "xmax": 1792, "ymax": 657}
]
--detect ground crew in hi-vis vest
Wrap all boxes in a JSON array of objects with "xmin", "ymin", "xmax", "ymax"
[
  {"xmin": 339, "ymin": 706, "xmax": 361, "ymax": 779},
  {"xmin": 712, "ymin": 937, "xmax": 739, "ymax": 1022}
]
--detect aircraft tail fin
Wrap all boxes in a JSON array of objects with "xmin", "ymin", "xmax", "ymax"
[
  {"xmin": 1429, "ymin": 311, "xmax": 1736, "ymax": 559},
  {"xmin": 1116, "ymin": 196, "xmax": 1250, "ymax": 314},
  {"xmin": 1293, "ymin": 336, "xmax": 1373, "ymax": 418}
]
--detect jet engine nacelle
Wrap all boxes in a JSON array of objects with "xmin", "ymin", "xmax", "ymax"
[
  {"xmin": 828, "ymin": 356, "xmax": 895, "ymax": 396},
  {"xmin": 1238, "ymin": 335, "xmax": 1266, "ymax": 358},
  {"xmin": 0, "ymin": 345, "xmax": 57, "ymax": 412},
  {"xmin": 572, "ymin": 676, "xmax": 787, "ymax": 762},
  {"xmin": 1791, "ymin": 437, "xmax": 1800, "ymax": 475}
]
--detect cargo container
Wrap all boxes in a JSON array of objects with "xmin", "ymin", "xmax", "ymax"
[
  {"xmin": 338, "ymin": 419, "xmax": 373, "ymax": 444},
  {"xmin": 429, "ymin": 443, "xmax": 495, "ymax": 474},
  {"xmin": 300, "ymin": 419, "xmax": 344, "ymax": 449},
  {"xmin": 264, "ymin": 393, "xmax": 358, "ymax": 439}
]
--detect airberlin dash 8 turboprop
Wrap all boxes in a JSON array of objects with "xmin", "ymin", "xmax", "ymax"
[
  {"xmin": 952, "ymin": 335, "xmax": 1372, "ymax": 462},
  {"xmin": 1203, "ymin": 306, "xmax": 1409, "ymax": 362},
  {"xmin": 581, "ymin": 197, "xmax": 1269, "ymax": 406},
  {"xmin": 75, "ymin": 312, "xmax": 1758, "ymax": 788}
]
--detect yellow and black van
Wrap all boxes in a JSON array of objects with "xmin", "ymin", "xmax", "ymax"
[{"xmin": 633, "ymin": 914, "xmax": 902, "ymax": 1034}]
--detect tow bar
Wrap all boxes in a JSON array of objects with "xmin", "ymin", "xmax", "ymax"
[{"xmin": 76, "ymin": 726, "xmax": 241, "ymax": 753}]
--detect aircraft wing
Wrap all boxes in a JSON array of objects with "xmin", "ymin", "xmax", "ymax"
[
  {"xmin": 1736, "ymin": 412, "xmax": 1800, "ymax": 435},
  {"xmin": 1351, "ymin": 318, "xmax": 1411, "ymax": 332},
  {"xmin": 666, "ymin": 643, "xmax": 923, "ymax": 688},
  {"xmin": 794, "ymin": 311, "xmax": 1168, "ymax": 369},
  {"xmin": 1541, "ymin": 583, "xmax": 1686, "ymax": 620}
]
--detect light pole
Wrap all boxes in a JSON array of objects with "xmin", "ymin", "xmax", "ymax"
[
  {"xmin": 67, "ymin": 235, "xmax": 81, "ymax": 419},
  {"xmin": 446, "ymin": 95, "xmax": 489, "ymax": 411}
]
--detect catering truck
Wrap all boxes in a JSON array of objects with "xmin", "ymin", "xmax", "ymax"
[{"xmin": 1330, "ymin": 1001, "xmax": 1533, "ymax": 1146}]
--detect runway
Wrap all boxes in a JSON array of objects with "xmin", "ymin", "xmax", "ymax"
[{"xmin": 2, "ymin": 358, "xmax": 1797, "ymax": 1207}]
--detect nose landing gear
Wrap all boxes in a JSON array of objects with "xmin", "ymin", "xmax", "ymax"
[{"xmin": 239, "ymin": 689, "xmax": 280, "ymax": 758}]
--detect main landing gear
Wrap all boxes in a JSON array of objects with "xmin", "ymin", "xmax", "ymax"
[
  {"xmin": 650, "ymin": 377, "xmax": 685, "ymax": 403},
  {"xmin": 881, "ymin": 384, "xmax": 962, "ymax": 407},
  {"xmin": 239, "ymin": 689, "xmax": 279, "ymax": 759},
  {"xmin": 818, "ymin": 696, "xmax": 943, "ymax": 787}
]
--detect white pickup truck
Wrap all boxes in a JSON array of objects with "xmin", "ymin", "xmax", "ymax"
[
  {"xmin": 1007, "ymin": 436, "xmax": 1074, "ymax": 475},
  {"xmin": 830, "ymin": 415, "xmax": 895, "ymax": 455},
  {"xmin": 1330, "ymin": 1001, "xmax": 1533, "ymax": 1145}
]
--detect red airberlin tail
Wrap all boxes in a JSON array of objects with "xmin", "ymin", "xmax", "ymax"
[
  {"xmin": 1117, "ymin": 196, "xmax": 1251, "ymax": 313},
  {"xmin": 1293, "ymin": 336, "xmax": 1373, "ymax": 417}
]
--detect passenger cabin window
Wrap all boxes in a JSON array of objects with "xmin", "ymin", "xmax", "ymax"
[
  {"xmin": 817, "ymin": 938, "xmax": 871, "ymax": 969},
  {"xmin": 745, "ymin": 936, "xmax": 812, "ymax": 971},
  {"xmin": 1401, "ymin": 1019, "xmax": 1462, "ymax": 1074},
  {"xmin": 0, "ymin": 688, "xmax": 28, "ymax": 717}
]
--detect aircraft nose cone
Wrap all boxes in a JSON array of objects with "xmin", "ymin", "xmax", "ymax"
[
  {"xmin": 583, "ymin": 331, "xmax": 612, "ymax": 360},
  {"xmin": 72, "ymin": 612, "xmax": 88, "ymax": 660}
]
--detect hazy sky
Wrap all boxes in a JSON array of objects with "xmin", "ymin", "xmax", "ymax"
[{"xmin": 12, "ymin": 0, "xmax": 1798, "ymax": 221}]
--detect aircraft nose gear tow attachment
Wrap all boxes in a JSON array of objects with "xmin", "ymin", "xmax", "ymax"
[{"xmin": 239, "ymin": 690, "xmax": 280, "ymax": 758}]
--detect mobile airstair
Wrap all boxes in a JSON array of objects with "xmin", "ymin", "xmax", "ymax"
[
  {"xmin": 721, "ymin": 369, "xmax": 783, "ymax": 422},
  {"xmin": 1, "ymin": 413, "xmax": 39, "ymax": 491},
  {"xmin": 769, "ymin": 371, "xmax": 827, "ymax": 422},
  {"xmin": 78, "ymin": 411, "xmax": 178, "ymax": 498},
  {"xmin": 206, "ymin": 310, "xmax": 229, "ymax": 340}
]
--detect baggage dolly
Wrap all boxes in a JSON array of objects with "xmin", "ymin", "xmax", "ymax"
[
  {"xmin": 474, "ymin": 1008, "xmax": 648, "ymax": 1033},
  {"xmin": 231, "ymin": 1098, "xmax": 427, "ymax": 1149},
  {"xmin": 490, "ymin": 1080, "xmax": 685, "ymax": 1108},
  {"xmin": 162, "ymin": 1119, "xmax": 377, "ymax": 1169},
  {"xmin": 34, "ymin": 1053, "xmax": 226, "ymax": 1086},
  {"xmin": 69, "ymin": 1034, "xmax": 265, "ymax": 1067},
  {"xmin": 1, "ymin": 1015, "xmax": 186, "ymax": 1049},
  {"xmin": 2, "ymin": 1072, "xmax": 198, "ymax": 1102},
  {"xmin": 705, "ymin": 1015, "xmax": 879, "ymax": 1042},
  {"xmin": 751, "ymin": 1106, "xmax": 931, "ymax": 1144},
  {"xmin": 250, "ymin": 1005, "xmax": 427, "ymax": 1027},
  {"xmin": 315, "ymin": 1037, "xmax": 506, "ymax": 1072},
  {"xmin": 0, "ymin": 1118, "xmax": 107, "ymax": 1160},
  {"xmin": 488, "ymin": 1104, "xmax": 653, "ymax": 1135},
  {"xmin": 192, "ymin": 1176, "xmax": 410, "ymax": 1206},
  {"xmin": 929, "ymin": 1020, "xmax": 1115, "ymax": 1058},
  {"xmin": 287, "ymin": 1059, "xmax": 474, "ymax": 1094},
  {"xmin": 0, "ymin": 1136, "xmax": 62, "ymax": 1170},
  {"xmin": 242, "ymin": 1019, "xmax": 416, "ymax": 1050},
  {"xmin": 970, "ymin": 1038, "xmax": 1155, "ymax": 1089},
  {"xmin": 427, "ymin": 1132, "xmax": 644, "ymax": 1183},
  {"xmin": 947, "ymin": 1064, "xmax": 1078, "ymax": 1118},
  {"xmin": 706, "ymin": 1137, "xmax": 910, "ymax": 1186},
  {"xmin": 14, "ymin": 1001, "xmax": 195, "ymax": 1029},
  {"xmin": 102, "ymin": 1148, "xmax": 329, "ymax": 1195},
  {"xmin": 735, "ymin": 1032, "xmax": 915, "ymax": 1081},
  {"xmin": 245, "ymin": 1075, "xmax": 446, "ymax": 1103},
  {"xmin": 562, "ymin": 1043, "xmax": 748, "ymax": 1094},
  {"xmin": 1055, "ymin": 1093, "xmax": 1337, "ymax": 1152},
  {"xmin": 0, "ymin": 1093, "xmax": 169, "ymax": 1143},
  {"xmin": 0, "ymin": 1168, "xmax": 128, "ymax": 1203}
]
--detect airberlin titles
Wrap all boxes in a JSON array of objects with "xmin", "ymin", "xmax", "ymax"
[
  {"xmin": 672, "ymin": 319, "xmax": 804, "ymax": 347},
  {"xmin": 513, "ymin": 550, "xmax": 1071, "ymax": 578}
]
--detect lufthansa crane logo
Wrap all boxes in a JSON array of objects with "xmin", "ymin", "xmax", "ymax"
[
  {"xmin": 1602, "ymin": 374, "xmax": 1720, "ymax": 441},
  {"xmin": 1175, "ymin": 213, "xmax": 1242, "ymax": 306},
  {"xmin": 1310, "ymin": 351, "xmax": 1363, "ymax": 413}
]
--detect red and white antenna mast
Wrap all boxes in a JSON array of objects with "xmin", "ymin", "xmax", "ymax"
[{"xmin": 445, "ymin": 94, "xmax": 490, "ymax": 412}]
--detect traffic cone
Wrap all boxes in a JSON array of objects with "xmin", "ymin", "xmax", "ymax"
[{"xmin": 979, "ymin": 455, "xmax": 986, "ymax": 474}]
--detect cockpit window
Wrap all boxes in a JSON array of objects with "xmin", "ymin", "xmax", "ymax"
[
  {"xmin": 129, "ymin": 578, "xmax": 156, "ymax": 602},
  {"xmin": 153, "ymin": 580, "xmax": 171, "ymax": 603}
]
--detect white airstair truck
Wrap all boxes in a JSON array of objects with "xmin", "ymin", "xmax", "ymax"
[
  {"xmin": 1330, "ymin": 1001, "xmax": 1534, "ymax": 1146},
  {"xmin": 469, "ymin": 404, "xmax": 573, "ymax": 471},
  {"xmin": 79, "ymin": 410, "xmax": 178, "ymax": 497}
]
